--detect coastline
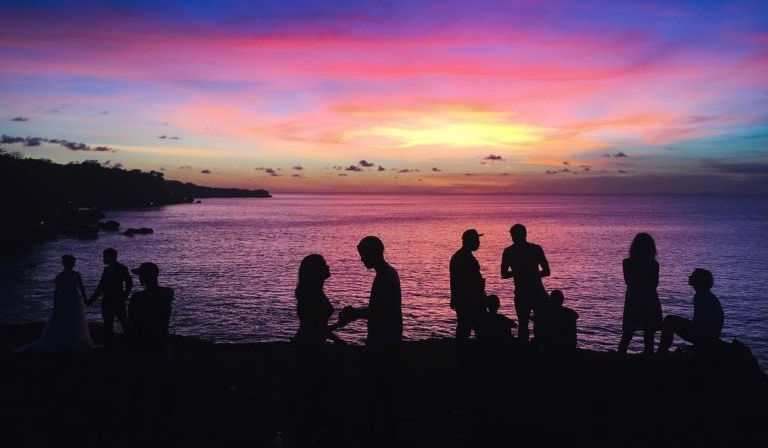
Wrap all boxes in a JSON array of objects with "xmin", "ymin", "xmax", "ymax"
[{"xmin": 2, "ymin": 323, "xmax": 766, "ymax": 446}]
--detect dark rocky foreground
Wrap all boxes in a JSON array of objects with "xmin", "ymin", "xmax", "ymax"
[{"xmin": 1, "ymin": 323, "xmax": 766, "ymax": 447}]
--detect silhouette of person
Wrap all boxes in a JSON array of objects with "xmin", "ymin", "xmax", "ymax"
[
  {"xmin": 618, "ymin": 233, "xmax": 663, "ymax": 355},
  {"xmin": 87, "ymin": 248, "xmax": 133, "ymax": 349},
  {"xmin": 127, "ymin": 262, "xmax": 174, "ymax": 429},
  {"xmin": 339, "ymin": 236, "xmax": 402, "ymax": 442},
  {"xmin": 450, "ymin": 229, "xmax": 488, "ymax": 342},
  {"xmin": 658, "ymin": 269, "xmax": 723, "ymax": 354},
  {"xmin": 501, "ymin": 224, "xmax": 552, "ymax": 343},
  {"xmin": 549, "ymin": 290, "xmax": 579, "ymax": 352},
  {"xmin": 476, "ymin": 294, "xmax": 517, "ymax": 347},
  {"xmin": 16, "ymin": 254, "xmax": 94, "ymax": 353},
  {"xmin": 293, "ymin": 254, "xmax": 346, "ymax": 441}
]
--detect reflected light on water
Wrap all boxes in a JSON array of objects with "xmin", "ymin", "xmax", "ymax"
[{"xmin": 1, "ymin": 194, "xmax": 766, "ymax": 367}]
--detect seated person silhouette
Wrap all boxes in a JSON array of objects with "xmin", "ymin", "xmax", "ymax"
[
  {"xmin": 550, "ymin": 290, "xmax": 579, "ymax": 352},
  {"xmin": 658, "ymin": 268, "xmax": 723, "ymax": 354},
  {"xmin": 476, "ymin": 295, "xmax": 517, "ymax": 346}
]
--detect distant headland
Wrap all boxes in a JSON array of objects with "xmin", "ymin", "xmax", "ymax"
[{"xmin": 0, "ymin": 151, "xmax": 270, "ymax": 252}]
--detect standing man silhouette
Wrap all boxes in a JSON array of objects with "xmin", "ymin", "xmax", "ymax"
[
  {"xmin": 127, "ymin": 262, "xmax": 174, "ymax": 428},
  {"xmin": 501, "ymin": 224, "xmax": 551, "ymax": 344},
  {"xmin": 340, "ymin": 236, "xmax": 403, "ymax": 442},
  {"xmin": 450, "ymin": 229, "xmax": 487, "ymax": 342},
  {"xmin": 87, "ymin": 248, "xmax": 133, "ymax": 349}
]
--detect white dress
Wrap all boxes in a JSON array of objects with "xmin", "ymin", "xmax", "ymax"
[{"xmin": 17, "ymin": 270, "xmax": 95, "ymax": 353}]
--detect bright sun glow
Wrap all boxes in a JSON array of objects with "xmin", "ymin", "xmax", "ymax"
[{"xmin": 357, "ymin": 120, "xmax": 547, "ymax": 148}]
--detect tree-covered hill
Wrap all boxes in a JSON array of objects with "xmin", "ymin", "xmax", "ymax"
[{"xmin": 0, "ymin": 152, "xmax": 269, "ymax": 251}]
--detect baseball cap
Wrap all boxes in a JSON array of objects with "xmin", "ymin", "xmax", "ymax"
[
  {"xmin": 131, "ymin": 262, "xmax": 159, "ymax": 277},
  {"xmin": 462, "ymin": 229, "xmax": 483, "ymax": 240}
]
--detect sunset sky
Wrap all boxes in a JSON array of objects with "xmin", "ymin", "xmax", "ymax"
[{"xmin": 1, "ymin": 0, "xmax": 766, "ymax": 193}]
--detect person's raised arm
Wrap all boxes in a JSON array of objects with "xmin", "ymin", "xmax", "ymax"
[
  {"xmin": 539, "ymin": 247, "xmax": 550, "ymax": 278},
  {"xmin": 501, "ymin": 250, "xmax": 513, "ymax": 279}
]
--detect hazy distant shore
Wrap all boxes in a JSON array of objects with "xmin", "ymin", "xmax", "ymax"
[
  {"xmin": 0, "ymin": 153, "xmax": 270, "ymax": 254},
  {"xmin": 1, "ymin": 323, "xmax": 766, "ymax": 446}
]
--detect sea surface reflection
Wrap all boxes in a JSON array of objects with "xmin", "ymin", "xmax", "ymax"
[{"xmin": 1, "ymin": 194, "xmax": 766, "ymax": 366}]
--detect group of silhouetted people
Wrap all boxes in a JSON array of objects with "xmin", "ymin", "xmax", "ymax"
[
  {"xmin": 450, "ymin": 224, "xmax": 579, "ymax": 353},
  {"xmin": 16, "ymin": 247, "xmax": 175, "ymax": 431},
  {"xmin": 18, "ymin": 227, "xmax": 726, "ymax": 444},
  {"xmin": 293, "ymin": 227, "xmax": 726, "ymax": 444}
]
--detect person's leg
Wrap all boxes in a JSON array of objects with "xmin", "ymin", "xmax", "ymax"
[
  {"xmin": 643, "ymin": 329, "xmax": 656, "ymax": 355},
  {"xmin": 115, "ymin": 299, "xmax": 130, "ymax": 337},
  {"xmin": 297, "ymin": 346, "xmax": 325, "ymax": 440},
  {"xmin": 618, "ymin": 331, "xmax": 633, "ymax": 354},
  {"xmin": 659, "ymin": 316, "xmax": 695, "ymax": 353},
  {"xmin": 468, "ymin": 308, "xmax": 482, "ymax": 339},
  {"xmin": 455, "ymin": 310, "xmax": 471, "ymax": 342},
  {"xmin": 515, "ymin": 297, "xmax": 531, "ymax": 343},
  {"xmin": 102, "ymin": 299, "xmax": 115, "ymax": 349}
]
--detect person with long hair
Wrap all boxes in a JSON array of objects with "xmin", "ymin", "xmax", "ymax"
[
  {"xmin": 294, "ymin": 254, "xmax": 344, "ymax": 442},
  {"xmin": 618, "ymin": 233, "xmax": 663, "ymax": 355}
]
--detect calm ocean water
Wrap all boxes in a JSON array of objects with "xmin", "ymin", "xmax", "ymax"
[{"xmin": 1, "ymin": 195, "xmax": 766, "ymax": 365}]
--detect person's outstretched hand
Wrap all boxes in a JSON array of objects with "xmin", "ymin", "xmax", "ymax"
[{"xmin": 338, "ymin": 306, "xmax": 357, "ymax": 324}]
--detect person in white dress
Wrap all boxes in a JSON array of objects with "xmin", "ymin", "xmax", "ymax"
[{"xmin": 16, "ymin": 255, "xmax": 95, "ymax": 353}]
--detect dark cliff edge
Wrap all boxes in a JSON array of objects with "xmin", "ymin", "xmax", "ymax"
[
  {"xmin": 0, "ymin": 153, "xmax": 270, "ymax": 253},
  {"xmin": 1, "ymin": 323, "xmax": 766, "ymax": 446}
]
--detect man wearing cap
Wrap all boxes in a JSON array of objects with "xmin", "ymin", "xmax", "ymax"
[
  {"xmin": 501, "ymin": 223, "xmax": 551, "ymax": 344},
  {"xmin": 87, "ymin": 247, "xmax": 133, "ymax": 349},
  {"xmin": 450, "ymin": 229, "xmax": 488, "ymax": 342},
  {"xmin": 128, "ymin": 262, "xmax": 174, "ymax": 359},
  {"xmin": 127, "ymin": 262, "xmax": 174, "ymax": 425}
]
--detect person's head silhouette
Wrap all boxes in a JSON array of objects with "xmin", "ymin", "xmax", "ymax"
[
  {"xmin": 461, "ymin": 229, "xmax": 482, "ymax": 251},
  {"xmin": 296, "ymin": 254, "xmax": 330, "ymax": 298},
  {"xmin": 357, "ymin": 236, "xmax": 385, "ymax": 269},
  {"xmin": 486, "ymin": 294, "xmax": 500, "ymax": 314},
  {"xmin": 550, "ymin": 289, "xmax": 565, "ymax": 308},
  {"xmin": 103, "ymin": 247, "xmax": 117, "ymax": 265},
  {"xmin": 629, "ymin": 233, "xmax": 656, "ymax": 260},
  {"xmin": 510, "ymin": 224, "xmax": 527, "ymax": 244},
  {"xmin": 62, "ymin": 254, "xmax": 75, "ymax": 270},
  {"xmin": 131, "ymin": 262, "xmax": 159, "ymax": 287},
  {"xmin": 688, "ymin": 268, "xmax": 713, "ymax": 293}
]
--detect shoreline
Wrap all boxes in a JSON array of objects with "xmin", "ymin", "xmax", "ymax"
[{"xmin": 2, "ymin": 323, "xmax": 766, "ymax": 446}]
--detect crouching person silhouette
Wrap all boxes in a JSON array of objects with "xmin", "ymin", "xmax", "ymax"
[
  {"xmin": 127, "ymin": 262, "xmax": 174, "ymax": 433},
  {"xmin": 658, "ymin": 269, "xmax": 723, "ymax": 355},
  {"xmin": 476, "ymin": 295, "xmax": 517, "ymax": 347}
]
